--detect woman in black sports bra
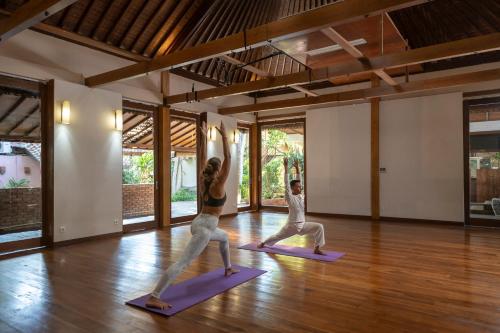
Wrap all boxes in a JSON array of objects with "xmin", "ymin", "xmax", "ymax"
[{"xmin": 146, "ymin": 120, "xmax": 238, "ymax": 310}]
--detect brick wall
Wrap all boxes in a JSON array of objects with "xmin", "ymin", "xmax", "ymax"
[
  {"xmin": 0, "ymin": 188, "xmax": 42, "ymax": 233},
  {"xmin": 123, "ymin": 184, "xmax": 154, "ymax": 218}
]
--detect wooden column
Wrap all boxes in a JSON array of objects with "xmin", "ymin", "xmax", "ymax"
[
  {"xmin": 157, "ymin": 72, "xmax": 171, "ymax": 228},
  {"xmin": 371, "ymin": 75, "xmax": 380, "ymax": 220},
  {"xmin": 250, "ymin": 123, "xmax": 259, "ymax": 211},
  {"xmin": 41, "ymin": 80, "xmax": 54, "ymax": 245}
]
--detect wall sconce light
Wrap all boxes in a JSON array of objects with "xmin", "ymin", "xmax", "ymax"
[
  {"xmin": 208, "ymin": 126, "xmax": 217, "ymax": 141},
  {"xmin": 114, "ymin": 109, "xmax": 123, "ymax": 131},
  {"xmin": 232, "ymin": 129, "xmax": 239, "ymax": 144},
  {"xmin": 60, "ymin": 100, "xmax": 71, "ymax": 124}
]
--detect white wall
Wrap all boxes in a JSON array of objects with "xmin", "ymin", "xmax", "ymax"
[
  {"xmin": 53, "ymin": 80, "xmax": 123, "ymax": 242},
  {"xmin": 306, "ymin": 104, "xmax": 371, "ymax": 216},
  {"xmin": 206, "ymin": 113, "xmax": 239, "ymax": 215},
  {"xmin": 379, "ymin": 93, "xmax": 464, "ymax": 222}
]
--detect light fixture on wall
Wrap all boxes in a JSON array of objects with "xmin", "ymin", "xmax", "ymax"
[
  {"xmin": 208, "ymin": 126, "xmax": 217, "ymax": 141},
  {"xmin": 60, "ymin": 100, "xmax": 71, "ymax": 124},
  {"xmin": 232, "ymin": 129, "xmax": 239, "ymax": 144},
  {"xmin": 114, "ymin": 109, "xmax": 123, "ymax": 131}
]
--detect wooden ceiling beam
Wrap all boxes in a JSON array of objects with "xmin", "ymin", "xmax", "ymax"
[
  {"xmin": 223, "ymin": 54, "xmax": 319, "ymax": 97},
  {"xmin": 0, "ymin": 7, "xmax": 148, "ymax": 61},
  {"xmin": 7, "ymin": 103, "xmax": 40, "ymax": 134},
  {"xmin": 0, "ymin": 134, "xmax": 40, "ymax": 142},
  {"xmin": 85, "ymin": 0, "xmax": 427, "ymax": 86},
  {"xmin": 0, "ymin": 0, "xmax": 77, "ymax": 44},
  {"xmin": 25, "ymin": 124, "xmax": 39, "ymax": 136},
  {"xmin": 219, "ymin": 68, "xmax": 500, "ymax": 114},
  {"xmin": 320, "ymin": 27, "xmax": 399, "ymax": 87},
  {"xmin": 130, "ymin": 128, "xmax": 153, "ymax": 144},
  {"xmin": 171, "ymin": 123, "xmax": 195, "ymax": 141},
  {"xmin": 164, "ymin": 33, "xmax": 500, "ymax": 104},
  {"xmin": 176, "ymin": 136, "xmax": 196, "ymax": 148},
  {"xmin": 171, "ymin": 131, "xmax": 196, "ymax": 146},
  {"xmin": 123, "ymin": 116, "xmax": 150, "ymax": 135},
  {"xmin": 31, "ymin": 23, "xmax": 149, "ymax": 62},
  {"xmin": 0, "ymin": 96, "xmax": 26, "ymax": 123}
]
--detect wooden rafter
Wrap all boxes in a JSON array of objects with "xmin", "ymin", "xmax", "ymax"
[
  {"xmin": 136, "ymin": 133, "xmax": 153, "ymax": 144},
  {"xmin": 85, "ymin": 0, "xmax": 427, "ymax": 87},
  {"xmin": 171, "ymin": 131, "xmax": 196, "ymax": 146},
  {"xmin": 165, "ymin": 33, "xmax": 500, "ymax": 104},
  {"xmin": 176, "ymin": 135, "xmax": 196, "ymax": 148},
  {"xmin": 222, "ymin": 54, "xmax": 318, "ymax": 97},
  {"xmin": 31, "ymin": 22, "xmax": 149, "ymax": 62},
  {"xmin": 320, "ymin": 27, "xmax": 399, "ymax": 87},
  {"xmin": 7, "ymin": 103, "xmax": 40, "ymax": 134},
  {"xmin": 0, "ymin": 96, "xmax": 26, "ymax": 123},
  {"xmin": 144, "ymin": 0, "xmax": 191, "ymax": 57},
  {"xmin": 130, "ymin": 128, "xmax": 153, "ymax": 144},
  {"xmin": 219, "ymin": 68, "xmax": 500, "ymax": 114},
  {"xmin": 0, "ymin": 0, "xmax": 77, "ymax": 44},
  {"xmin": 25, "ymin": 124, "xmax": 39, "ymax": 136},
  {"xmin": 123, "ymin": 116, "xmax": 150, "ymax": 135},
  {"xmin": 171, "ymin": 123, "xmax": 195, "ymax": 141}
]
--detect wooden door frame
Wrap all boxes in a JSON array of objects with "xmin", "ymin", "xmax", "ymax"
[
  {"xmin": 0, "ymin": 75, "xmax": 51, "ymax": 253},
  {"xmin": 257, "ymin": 118, "xmax": 307, "ymax": 212},
  {"xmin": 463, "ymin": 96, "xmax": 500, "ymax": 228},
  {"xmin": 122, "ymin": 100, "xmax": 157, "ymax": 233},
  {"xmin": 236, "ymin": 122, "xmax": 256, "ymax": 212}
]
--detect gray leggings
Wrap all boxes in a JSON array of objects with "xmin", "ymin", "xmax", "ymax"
[{"xmin": 151, "ymin": 213, "xmax": 231, "ymax": 298}]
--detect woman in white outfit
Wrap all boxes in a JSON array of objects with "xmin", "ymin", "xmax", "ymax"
[
  {"xmin": 258, "ymin": 157, "xmax": 326, "ymax": 255},
  {"xmin": 146, "ymin": 121, "xmax": 238, "ymax": 310}
]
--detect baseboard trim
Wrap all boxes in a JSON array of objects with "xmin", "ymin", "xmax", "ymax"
[
  {"xmin": 53, "ymin": 231, "xmax": 123, "ymax": 247},
  {"xmin": 306, "ymin": 212, "xmax": 464, "ymax": 226},
  {"xmin": 306, "ymin": 212, "xmax": 372, "ymax": 220},
  {"xmin": 380, "ymin": 216, "xmax": 463, "ymax": 226}
]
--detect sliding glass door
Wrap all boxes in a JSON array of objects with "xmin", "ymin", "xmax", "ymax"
[
  {"xmin": 170, "ymin": 112, "xmax": 199, "ymax": 222},
  {"xmin": 466, "ymin": 97, "xmax": 500, "ymax": 225},
  {"xmin": 0, "ymin": 75, "xmax": 48, "ymax": 252},
  {"xmin": 121, "ymin": 101, "xmax": 156, "ymax": 231},
  {"xmin": 259, "ymin": 120, "xmax": 305, "ymax": 208}
]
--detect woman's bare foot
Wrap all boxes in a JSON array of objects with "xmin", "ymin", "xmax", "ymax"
[
  {"xmin": 257, "ymin": 242, "xmax": 265, "ymax": 248},
  {"xmin": 314, "ymin": 246, "xmax": 326, "ymax": 255},
  {"xmin": 145, "ymin": 295, "xmax": 172, "ymax": 310},
  {"xmin": 225, "ymin": 267, "xmax": 240, "ymax": 277}
]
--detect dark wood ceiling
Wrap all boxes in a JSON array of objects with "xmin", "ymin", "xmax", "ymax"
[
  {"xmin": 389, "ymin": 0, "xmax": 500, "ymax": 72},
  {"xmin": 0, "ymin": 0, "xmax": 499, "ymax": 89}
]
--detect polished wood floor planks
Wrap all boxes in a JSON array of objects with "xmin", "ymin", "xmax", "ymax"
[{"xmin": 1, "ymin": 212, "xmax": 500, "ymax": 332}]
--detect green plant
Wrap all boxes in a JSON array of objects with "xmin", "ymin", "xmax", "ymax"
[
  {"xmin": 172, "ymin": 188, "xmax": 197, "ymax": 202},
  {"xmin": 5, "ymin": 178, "xmax": 30, "ymax": 188},
  {"xmin": 122, "ymin": 169, "xmax": 139, "ymax": 184},
  {"xmin": 135, "ymin": 152, "xmax": 154, "ymax": 183}
]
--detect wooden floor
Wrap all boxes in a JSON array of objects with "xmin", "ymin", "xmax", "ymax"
[{"xmin": 1, "ymin": 212, "xmax": 500, "ymax": 333}]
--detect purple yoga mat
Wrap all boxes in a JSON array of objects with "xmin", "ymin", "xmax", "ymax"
[
  {"xmin": 126, "ymin": 265, "xmax": 266, "ymax": 316},
  {"xmin": 238, "ymin": 243, "xmax": 345, "ymax": 262}
]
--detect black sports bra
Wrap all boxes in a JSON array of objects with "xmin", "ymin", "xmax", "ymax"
[{"xmin": 203, "ymin": 191, "xmax": 227, "ymax": 207}]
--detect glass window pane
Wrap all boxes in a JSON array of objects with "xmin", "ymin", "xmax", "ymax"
[
  {"xmin": 122, "ymin": 109, "xmax": 155, "ymax": 225},
  {"xmin": 171, "ymin": 117, "xmax": 198, "ymax": 219},
  {"xmin": 0, "ymin": 92, "xmax": 42, "ymax": 243},
  {"xmin": 260, "ymin": 122, "xmax": 304, "ymax": 207},
  {"xmin": 468, "ymin": 101, "xmax": 500, "ymax": 220},
  {"xmin": 237, "ymin": 128, "xmax": 250, "ymax": 207}
]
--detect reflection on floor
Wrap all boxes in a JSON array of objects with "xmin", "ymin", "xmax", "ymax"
[
  {"xmin": 0, "ymin": 229, "xmax": 41, "ymax": 243},
  {"xmin": 1, "ymin": 213, "xmax": 500, "ymax": 332}
]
